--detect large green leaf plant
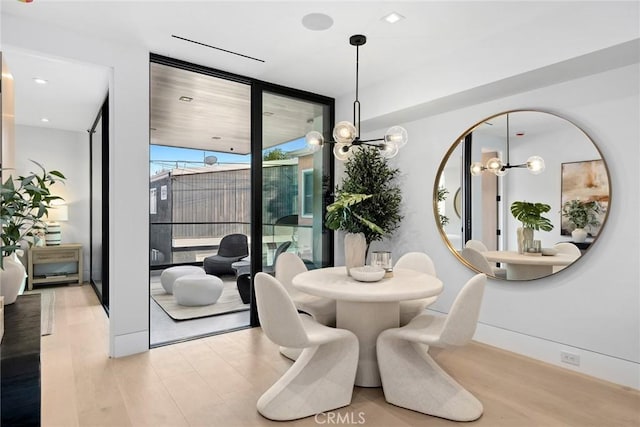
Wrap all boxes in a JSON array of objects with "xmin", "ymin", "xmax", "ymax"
[
  {"xmin": 1, "ymin": 161, "xmax": 66, "ymax": 266},
  {"xmin": 510, "ymin": 201, "xmax": 554, "ymax": 231}
]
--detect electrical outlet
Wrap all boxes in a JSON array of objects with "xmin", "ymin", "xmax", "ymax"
[{"xmin": 561, "ymin": 351, "xmax": 580, "ymax": 366}]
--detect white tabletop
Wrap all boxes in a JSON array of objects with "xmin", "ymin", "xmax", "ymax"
[
  {"xmin": 483, "ymin": 251, "xmax": 574, "ymax": 266},
  {"xmin": 292, "ymin": 266, "xmax": 443, "ymax": 302}
]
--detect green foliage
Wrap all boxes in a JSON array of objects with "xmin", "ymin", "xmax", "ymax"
[
  {"xmin": 263, "ymin": 148, "xmax": 289, "ymax": 161},
  {"xmin": 1, "ymin": 161, "xmax": 66, "ymax": 265},
  {"xmin": 437, "ymin": 186, "xmax": 449, "ymax": 227},
  {"xmin": 327, "ymin": 147, "xmax": 402, "ymax": 244},
  {"xmin": 510, "ymin": 201, "xmax": 554, "ymax": 232},
  {"xmin": 561, "ymin": 199, "xmax": 603, "ymax": 230}
]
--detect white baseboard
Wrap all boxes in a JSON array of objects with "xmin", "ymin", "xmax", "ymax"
[
  {"xmin": 110, "ymin": 329, "xmax": 149, "ymax": 358},
  {"xmin": 472, "ymin": 322, "xmax": 639, "ymax": 390}
]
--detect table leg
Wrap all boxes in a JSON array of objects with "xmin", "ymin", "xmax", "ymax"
[
  {"xmin": 506, "ymin": 264, "xmax": 554, "ymax": 280},
  {"xmin": 337, "ymin": 300, "xmax": 399, "ymax": 387}
]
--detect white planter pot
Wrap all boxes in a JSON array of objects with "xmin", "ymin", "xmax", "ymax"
[
  {"xmin": 0, "ymin": 254, "xmax": 26, "ymax": 305},
  {"xmin": 571, "ymin": 228, "xmax": 588, "ymax": 243},
  {"xmin": 344, "ymin": 232, "xmax": 367, "ymax": 276},
  {"xmin": 517, "ymin": 227, "xmax": 534, "ymax": 254}
]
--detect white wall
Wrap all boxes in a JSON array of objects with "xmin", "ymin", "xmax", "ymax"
[
  {"xmin": 362, "ymin": 64, "xmax": 639, "ymax": 388},
  {"xmin": 14, "ymin": 125, "xmax": 90, "ymax": 278},
  {"xmin": 3, "ymin": 14, "xmax": 150, "ymax": 358}
]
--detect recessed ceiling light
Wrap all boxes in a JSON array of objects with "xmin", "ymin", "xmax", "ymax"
[
  {"xmin": 263, "ymin": 111, "xmax": 274, "ymax": 116},
  {"xmin": 41, "ymin": 118, "xmax": 49, "ymax": 123},
  {"xmin": 211, "ymin": 136, "xmax": 222, "ymax": 140},
  {"xmin": 302, "ymin": 13, "xmax": 334, "ymax": 31},
  {"xmin": 382, "ymin": 12, "xmax": 405, "ymax": 24},
  {"xmin": 179, "ymin": 96, "xmax": 193, "ymax": 102},
  {"xmin": 33, "ymin": 78, "xmax": 48, "ymax": 85}
]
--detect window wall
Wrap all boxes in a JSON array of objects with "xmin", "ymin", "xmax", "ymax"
[{"xmin": 149, "ymin": 55, "xmax": 334, "ymax": 340}]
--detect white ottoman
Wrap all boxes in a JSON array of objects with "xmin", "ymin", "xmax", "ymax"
[
  {"xmin": 160, "ymin": 266, "xmax": 205, "ymax": 294},
  {"xmin": 174, "ymin": 274, "xmax": 224, "ymax": 306}
]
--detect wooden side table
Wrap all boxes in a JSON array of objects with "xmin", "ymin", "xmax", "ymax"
[{"xmin": 27, "ymin": 243, "xmax": 83, "ymax": 290}]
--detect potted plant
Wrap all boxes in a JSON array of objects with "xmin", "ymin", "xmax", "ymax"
[
  {"xmin": 561, "ymin": 199, "xmax": 603, "ymax": 243},
  {"xmin": 510, "ymin": 201, "xmax": 554, "ymax": 253},
  {"xmin": 325, "ymin": 147, "xmax": 402, "ymax": 273},
  {"xmin": 437, "ymin": 186, "xmax": 449, "ymax": 227},
  {"xmin": 1, "ymin": 161, "xmax": 65, "ymax": 304}
]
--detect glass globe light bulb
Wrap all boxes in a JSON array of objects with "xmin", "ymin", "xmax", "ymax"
[
  {"xmin": 494, "ymin": 167, "xmax": 508, "ymax": 177},
  {"xmin": 527, "ymin": 156, "xmax": 545, "ymax": 175},
  {"xmin": 379, "ymin": 141, "xmax": 399, "ymax": 159},
  {"xmin": 305, "ymin": 131, "xmax": 324, "ymax": 152},
  {"xmin": 384, "ymin": 126, "xmax": 408, "ymax": 149},
  {"xmin": 333, "ymin": 121, "xmax": 357, "ymax": 144},
  {"xmin": 470, "ymin": 162, "xmax": 484, "ymax": 176},
  {"xmin": 333, "ymin": 143, "xmax": 353, "ymax": 161},
  {"xmin": 486, "ymin": 157, "xmax": 503, "ymax": 174}
]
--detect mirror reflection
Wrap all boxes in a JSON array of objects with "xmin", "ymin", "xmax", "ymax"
[{"xmin": 435, "ymin": 110, "xmax": 610, "ymax": 280}]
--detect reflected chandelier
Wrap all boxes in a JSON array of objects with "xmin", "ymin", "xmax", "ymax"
[
  {"xmin": 470, "ymin": 113, "xmax": 545, "ymax": 176},
  {"xmin": 305, "ymin": 34, "xmax": 408, "ymax": 161}
]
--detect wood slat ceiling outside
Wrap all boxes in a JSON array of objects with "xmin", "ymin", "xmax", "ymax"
[{"xmin": 150, "ymin": 63, "xmax": 325, "ymax": 155}]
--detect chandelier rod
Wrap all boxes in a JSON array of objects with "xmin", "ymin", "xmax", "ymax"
[{"xmin": 353, "ymin": 39, "xmax": 362, "ymax": 140}]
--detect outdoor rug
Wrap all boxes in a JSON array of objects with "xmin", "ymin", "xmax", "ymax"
[
  {"xmin": 150, "ymin": 278, "xmax": 249, "ymax": 321},
  {"xmin": 23, "ymin": 288, "xmax": 55, "ymax": 336}
]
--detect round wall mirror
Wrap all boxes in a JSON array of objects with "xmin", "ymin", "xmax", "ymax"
[{"xmin": 434, "ymin": 110, "xmax": 610, "ymax": 280}]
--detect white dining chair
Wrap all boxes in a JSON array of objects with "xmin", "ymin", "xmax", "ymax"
[
  {"xmin": 552, "ymin": 242, "xmax": 582, "ymax": 272},
  {"xmin": 465, "ymin": 240, "xmax": 507, "ymax": 279},
  {"xmin": 394, "ymin": 252, "xmax": 439, "ymax": 326},
  {"xmin": 254, "ymin": 272, "xmax": 359, "ymax": 421},
  {"xmin": 461, "ymin": 246, "xmax": 505, "ymax": 279},
  {"xmin": 275, "ymin": 252, "xmax": 336, "ymax": 327},
  {"xmin": 377, "ymin": 273, "xmax": 487, "ymax": 421}
]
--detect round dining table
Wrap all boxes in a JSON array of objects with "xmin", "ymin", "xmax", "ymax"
[
  {"xmin": 292, "ymin": 266, "xmax": 443, "ymax": 387},
  {"xmin": 483, "ymin": 250, "xmax": 575, "ymax": 280}
]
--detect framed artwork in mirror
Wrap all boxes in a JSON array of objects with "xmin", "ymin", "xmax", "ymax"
[{"xmin": 560, "ymin": 159, "xmax": 609, "ymax": 236}]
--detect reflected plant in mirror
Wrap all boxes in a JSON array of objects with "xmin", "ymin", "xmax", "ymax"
[{"xmin": 433, "ymin": 110, "xmax": 611, "ymax": 281}]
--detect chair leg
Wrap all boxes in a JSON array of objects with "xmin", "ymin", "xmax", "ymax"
[
  {"xmin": 258, "ymin": 333, "xmax": 358, "ymax": 421},
  {"xmin": 377, "ymin": 331, "xmax": 483, "ymax": 421},
  {"xmin": 279, "ymin": 346, "xmax": 302, "ymax": 361}
]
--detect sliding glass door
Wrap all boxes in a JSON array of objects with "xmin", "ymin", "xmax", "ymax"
[
  {"xmin": 149, "ymin": 54, "xmax": 334, "ymax": 341},
  {"xmin": 90, "ymin": 96, "xmax": 109, "ymax": 310}
]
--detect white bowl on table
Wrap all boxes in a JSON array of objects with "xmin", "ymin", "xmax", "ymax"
[{"xmin": 350, "ymin": 266, "xmax": 385, "ymax": 282}]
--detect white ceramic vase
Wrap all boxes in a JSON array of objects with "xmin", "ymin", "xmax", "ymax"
[
  {"xmin": 571, "ymin": 228, "xmax": 588, "ymax": 243},
  {"xmin": 344, "ymin": 232, "xmax": 367, "ymax": 276},
  {"xmin": 517, "ymin": 227, "xmax": 534, "ymax": 254},
  {"xmin": 0, "ymin": 253, "xmax": 26, "ymax": 305}
]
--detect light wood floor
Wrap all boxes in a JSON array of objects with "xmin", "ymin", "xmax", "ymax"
[{"xmin": 42, "ymin": 284, "xmax": 640, "ymax": 427}]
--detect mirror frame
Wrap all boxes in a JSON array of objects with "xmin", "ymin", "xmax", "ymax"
[{"xmin": 433, "ymin": 109, "xmax": 612, "ymax": 280}]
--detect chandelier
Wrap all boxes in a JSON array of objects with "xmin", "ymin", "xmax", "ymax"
[
  {"xmin": 305, "ymin": 34, "xmax": 408, "ymax": 161},
  {"xmin": 470, "ymin": 113, "xmax": 545, "ymax": 176}
]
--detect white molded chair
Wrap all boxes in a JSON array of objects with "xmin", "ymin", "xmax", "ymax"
[
  {"xmin": 464, "ymin": 239, "xmax": 489, "ymax": 252},
  {"xmin": 553, "ymin": 242, "xmax": 581, "ymax": 258},
  {"xmin": 461, "ymin": 246, "xmax": 501, "ymax": 277},
  {"xmin": 552, "ymin": 242, "xmax": 581, "ymax": 273},
  {"xmin": 254, "ymin": 272, "xmax": 358, "ymax": 421},
  {"xmin": 275, "ymin": 253, "xmax": 336, "ymax": 327},
  {"xmin": 377, "ymin": 273, "xmax": 487, "ymax": 421},
  {"xmin": 465, "ymin": 240, "xmax": 507, "ymax": 279},
  {"xmin": 394, "ymin": 252, "xmax": 439, "ymax": 326}
]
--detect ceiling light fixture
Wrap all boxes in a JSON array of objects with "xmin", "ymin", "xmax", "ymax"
[
  {"xmin": 470, "ymin": 113, "xmax": 545, "ymax": 176},
  {"xmin": 305, "ymin": 34, "xmax": 408, "ymax": 161},
  {"xmin": 179, "ymin": 96, "xmax": 193, "ymax": 102},
  {"xmin": 33, "ymin": 77, "xmax": 48, "ymax": 85},
  {"xmin": 383, "ymin": 12, "xmax": 405, "ymax": 24},
  {"xmin": 40, "ymin": 118, "xmax": 49, "ymax": 123}
]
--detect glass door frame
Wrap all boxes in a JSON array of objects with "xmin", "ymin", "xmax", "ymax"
[
  {"xmin": 149, "ymin": 54, "xmax": 335, "ymax": 328},
  {"xmin": 89, "ymin": 95, "xmax": 110, "ymax": 311}
]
